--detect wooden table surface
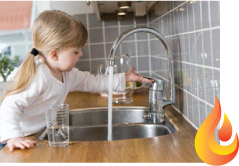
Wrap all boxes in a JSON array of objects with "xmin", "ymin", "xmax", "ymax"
[{"xmin": 0, "ymin": 90, "xmax": 202, "ymax": 162}]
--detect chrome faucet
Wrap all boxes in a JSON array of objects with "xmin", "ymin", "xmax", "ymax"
[
  {"xmin": 141, "ymin": 75, "xmax": 167, "ymax": 123},
  {"xmin": 108, "ymin": 27, "xmax": 175, "ymax": 124}
]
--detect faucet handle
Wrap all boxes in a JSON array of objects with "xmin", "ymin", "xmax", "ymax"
[{"xmin": 140, "ymin": 74, "xmax": 164, "ymax": 91}]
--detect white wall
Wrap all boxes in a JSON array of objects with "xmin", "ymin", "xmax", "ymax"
[
  {"xmin": 36, "ymin": 1, "xmax": 51, "ymax": 15},
  {"xmin": 36, "ymin": 1, "xmax": 94, "ymax": 16},
  {"xmin": 50, "ymin": 1, "xmax": 94, "ymax": 15}
]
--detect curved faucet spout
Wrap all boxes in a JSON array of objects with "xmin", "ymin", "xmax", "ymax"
[{"xmin": 108, "ymin": 27, "xmax": 175, "ymax": 104}]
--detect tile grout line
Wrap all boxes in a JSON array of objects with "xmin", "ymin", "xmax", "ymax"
[
  {"xmin": 199, "ymin": 1, "xmax": 205, "ymax": 127},
  {"xmin": 80, "ymin": 55, "xmax": 150, "ymax": 61},
  {"xmin": 134, "ymin": 14, "xmax": 139, "ymax": 72},
  {"xmin": 154, "ymin": 26, "xmax": 220, "ymax": 39},
  {"xmin": 118, "ymin": 18, "xmax": 122, "ymax": 55},
  {"xmin": 147, "ymin": 13, "xmax": 152, "ymax": 76},
  {"xmin": 86, "ymin": 14, "xmax": 92, "ymax": 73},
  {"xmin": 88, "ymin": 23, "xmax": 148, "ymax": 30},
  {"xmin": 102, "ymin": 20, "xmax": 107, "ymax": 65},
  {"xmin": 151, "ymin": 55, "xmax": 220, "ymax": 71},
  {"xmin": 185, "ymin": 91, "xmax": 189, "ymax": 121},
  {"xmin": 192, "ymin": 1, "xmax": 198, "ymax": 128},
  {"xmin": 88, "ymin": 39, "xmax": 149, "ymax": 45},
  {"xmin": 80, "ymin": 58, "xmax": 105, "ymax": 61},
  {"xmin": 208, "ymin": 1, "xmax": 216, "ymax": 116}
]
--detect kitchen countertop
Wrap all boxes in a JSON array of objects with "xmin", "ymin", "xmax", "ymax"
[{"xmin": 0, "ymin": 90, "xmax": 202, "ymax": 162}]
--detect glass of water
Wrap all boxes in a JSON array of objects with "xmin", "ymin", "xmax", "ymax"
[{"xmin": 45, "ymin": 104, "xmax": 69, "ymax": 147}]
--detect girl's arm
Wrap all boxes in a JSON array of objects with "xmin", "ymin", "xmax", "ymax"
[
  {"xmin": 67, "ymin": 68, "xmax": 126, "ymax": 93},
  {"xmin": 67, "ymin": 67, "xmax": 152, "ymax": 93},
  {"xmin": 0, "ymin": 70, "xmax": 48, "ymax": 150}
]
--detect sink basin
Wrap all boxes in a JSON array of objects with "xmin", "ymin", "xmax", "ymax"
[
  {"xmin": 69, "ymin": 107, "xmax": 150, "ymax": 125},
  {"xmin": 37, "ymin": 107, "xmax": 176, "ymax": 141}
]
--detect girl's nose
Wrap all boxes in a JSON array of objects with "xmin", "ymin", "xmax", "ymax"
[{"xmin": 79, "ymin": 49, "xmax": 83, "ymax": 58}]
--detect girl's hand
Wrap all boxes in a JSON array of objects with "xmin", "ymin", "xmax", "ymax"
[
  {"xmin": 7, "ymin": 137, "xmax": 37, "ymax": 152},
  {"xmin": 125, "ymin": 67, "xmax": 153, "ymax": 84}
]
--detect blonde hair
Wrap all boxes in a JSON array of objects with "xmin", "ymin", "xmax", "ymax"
[{"xmin": 0, "ymin": 10, "xmax": 88, "ymax": 102}]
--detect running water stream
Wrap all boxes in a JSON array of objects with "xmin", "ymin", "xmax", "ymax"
[{"xmin": 107, "ymin": 66, "xmax": 114, "ymax": 140}]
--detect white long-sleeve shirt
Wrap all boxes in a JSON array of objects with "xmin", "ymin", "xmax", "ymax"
[{"xmin": 0, "ymin": 58, "xmax": 126, "ymax": 143}]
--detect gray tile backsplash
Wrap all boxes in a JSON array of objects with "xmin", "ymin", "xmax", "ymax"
[
  {"xmin": 192, "ymin": 96, "xmax": 200, "ymax": 128},
  {"xmin": 212, "ymin": 29, "xmax": 220, "ymax": 68},
  {"xmin": 73, "ymin": 0, "xmax": 220, "ymax": 128},
  {"xmin": 74, "ymin": 14, "xmax": 87, "ymax": 28},
  {"xmin": 195, "ymin": 32, "xmax": 204, "ymax": 65},
  {"xmin": 201, "ymin": 1, "xmax": 210, "ymax": 29},
  {"xmin": 210, "ymin": 1, "xmax": 220, "ymax": 27},
  {"xmin": 91, "ymin": 59, "xmax": 105, "ymax": 74},
  {"xmin": 88, "ymin": 13, "xmax": 102, "ymax": 28},
  {"xmin": 104, "ymin": 27, "xmax": 119, "ymax": 43},
  {"xmin": 199, "ymin": 100, "xmax": 207, "ymax": 125},
  {"xmin": 149, "ymin": 1, "xmax": 220, "ymax": 128},
  {"xmin": 213, "ymin": 70, "xmax": 220, "ymax": 100},
  {"xmin": 202, "ymin": 30, "xmax": 213, "ymax": 66},
  {"xmin": 80, "ymin": 45, "xmax": 89, "ymax": 60},
  {"xmin": 135, "ymin": 15, "xmax": 147, "ymax": 25},
  {"xmin": 89, "ymin": 28, "xmax": 103, "ymax": 43},
  {"xmin": 188, "ymin": 2, "xmax": 195, "ymax": 32},
  {"xmin": 90, "ymin": 44, "xmax": 105, "ymax": 59},
  {"xmin": 136, "ymin": 31, "xmax": 148, "ymax": 40},
  {"xmin": 102, "ymin": 14, "xmax": 118, "ymax": 27},
  {"xmin": 138, "ymin": 57, "xmax": 150, "ymax": 72},
  {"xmin": 120, "ymin": 26, "xmax": 136, "ymax": 41},
  {"xmin": 197, "ymin": 66, "xmax": 206, "ymax": 100},
  {"xmin": 194, "ymin": 1, "xmax": 202, "ymax": 31},
  {"xmin": 137, "ymin": 41, "xmax": 149, "ymax": 56},
  {"xmin": 74, "ymin": 12, "xmax": 150, "ymax": 76},
  {"xmin": 119, "ymin": 12, "xmax": 134, "ymax": 26},
  {"xmin": 121, "ymin": 42, "xmax": 136, "ymax": 56},
  {"xmin": 189, "ymin": 33, "xmax": 197, "ymax": 63},
  {"xmin": 204, "ymin": 68, "xmax": 214, "ymax": 105},
  {"xmin": 75, "ymin": 60, "xmax": 90, "ymax": 72}
]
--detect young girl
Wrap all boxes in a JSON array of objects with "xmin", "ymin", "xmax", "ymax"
[{"xmin": 0, "ymin": 10, "xmax": 151, "ymax": 151}]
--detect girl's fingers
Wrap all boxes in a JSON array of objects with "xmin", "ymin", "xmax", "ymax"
[
  {"xmin": 25, "ymin": 139, "xmax": 37, "ymax": 145},
  {"xmin": 143, "ymin": 77, "xmax": 153, "ymax": 83},
  {"xmin": 8, "ymin": 144, "xmax": 15, "ymax": 152},
  {"xmin": 138, "ymin": 76, "xmax": 152, "ymax": 84},
  {"xmin": 129, "ymin": 67, "xmax": 135, "ymax": 73},
  {"xmin": 7, "ymin": 138, "xmax": 37, "ymax": 152},
  {"xmin": 15, "ymin": 142, "xmax": 25, "ymax": 150},
  {"xmin": 20, "ymin": 141, "xmax": 32, "ymax": 148}
]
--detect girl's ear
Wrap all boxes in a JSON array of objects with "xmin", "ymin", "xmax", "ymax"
[{"xmin": 49, "ymin": 49, "xmax": 59, "ymax": 61}]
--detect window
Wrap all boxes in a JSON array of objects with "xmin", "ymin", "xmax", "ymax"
[{"xmin": 0, "ymin": 1, "xmax": 34, "ymax": 62}]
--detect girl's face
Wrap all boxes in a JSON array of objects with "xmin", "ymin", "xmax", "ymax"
[{"xmin": 57, "ymin": 47, "xmax": 83, "ymax": 72}]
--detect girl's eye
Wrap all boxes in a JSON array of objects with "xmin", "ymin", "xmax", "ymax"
[{"xmin": 74, "ymin": 52, "xmax": 79, "ymax": 55}]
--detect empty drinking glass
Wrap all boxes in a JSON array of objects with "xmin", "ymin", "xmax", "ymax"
[{"xmin": 97, "ymin": 54, "xmax": 134, "ymax": 104}]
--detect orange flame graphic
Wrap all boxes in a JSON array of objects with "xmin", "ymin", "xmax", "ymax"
[{"xmin": 195, "ymin": 96, "xmax": 239, "ymax": 165}]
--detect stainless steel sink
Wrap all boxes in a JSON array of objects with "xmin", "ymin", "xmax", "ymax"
[
  {"xmin": 37, "ymin": 107, "xmax": 176, "ymax": 141},
  {"xmin": 69, "ymin": 107, "xmax": 148, "ymax": 125}
]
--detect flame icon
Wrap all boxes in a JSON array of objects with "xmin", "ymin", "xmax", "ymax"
[{"xmin": 195, "ymin": 96, "xmax": 239, "ymax": 165}]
